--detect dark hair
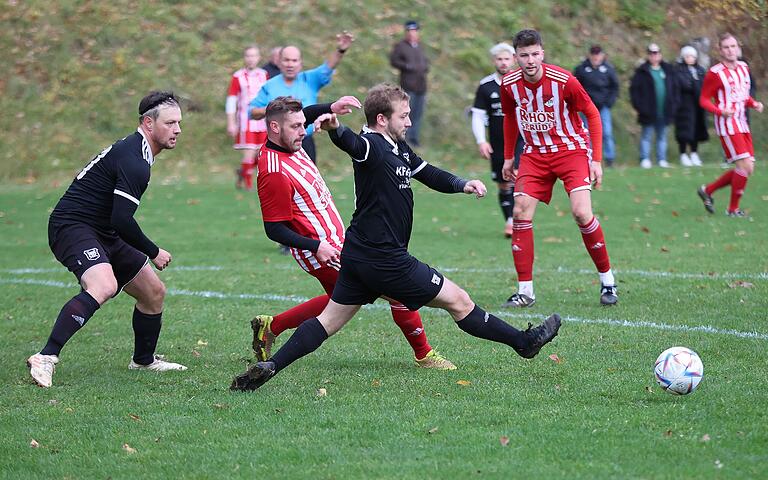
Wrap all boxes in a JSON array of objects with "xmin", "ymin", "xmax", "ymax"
[
  {"xmin": 364, "ymin": 83, "xmax": 409, "ymax": 126},
  {"xmin": 138, "ymin": 91, "xmax": 180, "ymax": 120},
  {"xmin": 265, "ymin": 96, "xmax": 304, "ymax": 124},
  {"xmin": 512, "ymin": 29, "xmax": 543, "ymax": 50}
]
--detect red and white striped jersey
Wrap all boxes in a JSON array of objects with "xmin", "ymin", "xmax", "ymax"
[
  {"xmin": 227, "ymin": 68, "xmax": 268, "ymax": 133},
  {"xmin": 256, "ymin": 144, "xmax": 345, "ymax": 272},
  {"xmin": 700, "ymin": 61, "xmax": 757, "ymax": 136},
  {"xmin": 500, "ymin": 63, "xmax": 601, "ymax": 161}
]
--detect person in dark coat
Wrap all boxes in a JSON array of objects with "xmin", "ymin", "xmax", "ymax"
[
  {"xmin": 574, "ymin": 45, "xmax": 619, "ymax": 166},
  {"xmin": 629, "ymin": 43, "xmax": 680, "ymax": 168},
  {"xmin": 674, "ymin": 45, "xmax": 708, "ymax": 166},
  {"xmin": 390, "ymin": 20, "xmax": 430, "ymax": 146}
]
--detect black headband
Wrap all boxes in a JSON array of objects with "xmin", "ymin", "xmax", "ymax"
[{"xmin": 139, "ymin": 94, "xmax": 176, "ymax": 116}]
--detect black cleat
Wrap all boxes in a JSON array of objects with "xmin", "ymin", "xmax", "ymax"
[
  {"xmin": 230, "ymin": 361, "xmax": 276, "ymax": 392},
  {"xmin": 502, "ymin": 293, "xmax": 536, "ymax": 308},
  {"xmin": 515, "ymin": 314, "xmax": 561, "ymax": 359},
  {"xmin": 600, "ymin": 284, "xmax": 618, "ymax": 306},
  {"xmin": 697, "ymin": 185, "xmax": 714, "ymax": 214}
]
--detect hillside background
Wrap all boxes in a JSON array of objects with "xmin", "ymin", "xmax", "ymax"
[{"xmin": 1, "ymin": 0, "xmax": 766, "ymax": 184}]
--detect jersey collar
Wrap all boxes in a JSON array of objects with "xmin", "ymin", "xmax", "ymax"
[
  {"xmin": 362, "ymin": 125, "xmax": 399, "ymax": 154},
  {"xmin": 136, "ymin": 127, "xmax": 155, "ymax": 166}
]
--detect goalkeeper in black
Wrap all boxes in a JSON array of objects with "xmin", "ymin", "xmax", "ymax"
[{"xmin": 232, "ymin": 83, "xmax": 562, "ymax": 391}]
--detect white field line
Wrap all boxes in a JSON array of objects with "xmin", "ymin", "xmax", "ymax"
[
  {"xmin": 4, "ymin": 264, "xmax": 766, "ymax": 281},
  {"xmin": 2, "ymin": 277, "xmax": 766, "ymax": 341}
]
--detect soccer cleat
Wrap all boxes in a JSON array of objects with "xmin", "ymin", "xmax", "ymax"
[
  {"xmin": 128, "ymin": 354, "xmax": 187, "ymax": 371},
  {"xmin": 504, "ymin": 222, "xmax": 514, "ymax": 238},
  {"xmin": 502, "ymin": 293, "xmax": 536, "ymax": 308},
  {"xmin": 640, "ymin": 159, "xmax": 652, "ymax": 169},
  {"xmin": 415, "ymin": 350, "xmax": 457, "ymax": 370},
  {"xmin": 251, "ymin": 315, "xmax": 276, "ymax": 362},
  {"xmin": 600, "ymin": 284, "xmax": 618, "ymax": 306},
  {"xmin": 726, "ymin": 209, "xmax": 747, "ymax": 218},
  {"xmin": 27, "ymin": 353, "xmax": 59, "ymax": 388},
  {"xmin": 230, "ymin": 361, "xmax": 276, "ymax": 391},
  {"xmin": 515, "ymin": 314, "xmax": 562, "ymax": 359},
  {"xmin": 697, "ymin": 185, "xmax": 715, "ymax": 214},
  {"xmin": 658, "ymin": 160, "xmax": 671, "ymax": 168}
]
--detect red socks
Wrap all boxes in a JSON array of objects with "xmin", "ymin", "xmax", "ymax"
[
  {"xmin": 729, "ymin": 169, "xmax": 749, "ymax": 212},
  {"xmin": 241, "ymin": 160, "xmax": 255, "ymax": 190},
  {"xmin": 511, "ymin": 220, "xmax": 534, "ymax": 281},
  {"xmin": 270, "ymin": 294, "xmax": 330, "ymax": 336},
  {"xmin": 705, "ymin": 170, "xmax": 733, "ymax": 196},
  {"xmin": 579, "ymin": 217, "xmax": 611, "ymax": 273},
  {"xmin": 389, "ymin": 302, "xmax": 431, "ymax": 360}
]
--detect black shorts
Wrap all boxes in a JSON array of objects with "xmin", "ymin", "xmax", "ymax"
[
  {"xmin": 490, "ymin": 136, "xmax": 524, "ymax": 183},
  {"xmin": 48, "ymin": 221, "xmax": 148, "ymax": 295},
  {"xmin": 331, "ymin": 252, "xmax": 444, "ymax": 311}
]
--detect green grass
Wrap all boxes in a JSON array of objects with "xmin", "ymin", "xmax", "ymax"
[{"xmin": 1, "ymin": 157, "xmax": 767, "ymax": 478}]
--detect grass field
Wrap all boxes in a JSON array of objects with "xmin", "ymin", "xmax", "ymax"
[{"xmin": 1, "ymin": 159, "xmax": 767, "ymax": 478}]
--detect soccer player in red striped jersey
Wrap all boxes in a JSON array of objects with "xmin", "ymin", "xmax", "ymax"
[
  {"xmin": 226, "ymin": 45, "xmax": 269, "ymax": 191},
  {"xmin": 697, "ymin": 33, "xmax": 764, "ymax": 217},
  {"xmin": 500, "ymin": 29, "xmax": 617, "ymax": 307},
  {"xmin": 250, "ymin": 96, "xmax": 455, "ymax": 370}
]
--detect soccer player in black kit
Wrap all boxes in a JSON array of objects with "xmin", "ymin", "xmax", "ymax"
[
  {"xmin": 27, "ymin": 92, "xmax": 187, "ymax": 388},
  {"xmin": 231, "ymin": 83, "xmax": 561, "ymax": 391},
  {"xmin": 471, "ymin": 42, "xmax": 524, "ymax": 238}
]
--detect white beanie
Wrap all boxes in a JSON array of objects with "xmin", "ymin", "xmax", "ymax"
[{"xmin": 680, "ymin": 46, "xmax": 698, "ymax": 58}]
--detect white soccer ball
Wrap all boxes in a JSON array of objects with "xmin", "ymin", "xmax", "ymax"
[{"xmin": 654, "ymin": 346, "xmax": 704, "ymax": 395}]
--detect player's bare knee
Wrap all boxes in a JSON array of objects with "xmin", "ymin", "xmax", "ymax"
[
  {"xmin": 571, "ymin": 208, "xmax": 592, "ymax": 225},
  {"xmin": 89, "ymin": 279, "xmax": 118, "ymax": 304},
  {"xmin": 446, "ymin": 287, "xmax": 473, "ymax": 318}
]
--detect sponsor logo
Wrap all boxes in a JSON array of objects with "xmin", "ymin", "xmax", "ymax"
[
  {"xmin": 83, "ymin": 248, "xmax": 100, "ymax": 261},
  {"xmin": 431, "ymin": 274, "xmax": 441, "ymax": 285},
  {"xmin": 591, "ymin": 242, "xmax": 605, "ymax": 250},
  {"xmin": 409, "ymin": 327, "xmax": 424, "ymax": 336},
  {"xmin": 403, "ymin": 152, "xmax": 410, "ymax": 162},
  {"xmin": 518, "ymin": 109, "xmax": 556, "ymax": 132},
  {"xmin": 544, "ymin": 98, "xmax": 555, "ymax": 107},
  {"xmin": 490, "ymin": 92, "xmax": 499, "ymax": 99},
  {"xmin": 71, "ymin": 315, "xmax": 85, "ymax": 326}
]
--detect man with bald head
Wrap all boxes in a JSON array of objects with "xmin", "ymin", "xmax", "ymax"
[{"xmin": 250, "ymin": 32, "xmax": 354, "ymax": 163}]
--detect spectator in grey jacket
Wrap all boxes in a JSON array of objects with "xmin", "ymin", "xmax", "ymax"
[
  {"xmin": 574, "ymin": 45, "xmax": 619, "ymax": 166},
  {"xmin": 390, "ymin": 20, "xmax": 429, "ymax": 146}
]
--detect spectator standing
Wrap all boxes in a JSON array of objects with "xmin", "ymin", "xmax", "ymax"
[
  {"xmin": 390, "ymin": 20, "xmax": 429, "ymax": 146},
  {"xmin": 630, "ymin": 43, "xmax": 679, "ymax": 169},
  {"xmin": 262, "ymin": 46, "xmax": 282, "ymax": 79},
  {"xmin": 673, "ymin": 46, "xmax": 708, "ymax": 167},
  {"xmin": 574, "ymin": 45, "xmax": 619, "ymax": 167}
]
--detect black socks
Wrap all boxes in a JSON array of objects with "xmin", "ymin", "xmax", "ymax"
[
  {"xmin": 498, "ymin": 188, "xmax": 514, "ymax": 221},
  {"xmin": 132, "ymin": 307, "xmax": 162, "ymax": 365},
  {"xmin": 41, "ymin": 291, "xmax": 100, "ymax": 356},
  {"xmin": 269, "ymin": 317, "xmax": 328, "ymax": 373},
  {"xmin": 456, "ymin": 305, "xmax": 527, "ymax": 350}
]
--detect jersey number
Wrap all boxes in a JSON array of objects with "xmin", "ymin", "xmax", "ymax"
[{"xmin": 76, "ymin": 146, "xmax": 112, "ymax": 180}]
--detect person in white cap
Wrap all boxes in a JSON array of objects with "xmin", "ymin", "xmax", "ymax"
[{"xmin": 673, "ymin": 45, "xmax": 708, "ymax": 166}]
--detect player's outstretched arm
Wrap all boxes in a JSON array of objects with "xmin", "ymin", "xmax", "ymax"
[
  {"xmin": 412, "ymin": 163, "xmax": 478, "ymax": 195},
  {"xmin": 326, "ymin": 121, "xmax": 371, "ymax": 161}
]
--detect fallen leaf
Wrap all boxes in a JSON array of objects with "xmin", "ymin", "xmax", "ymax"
[
  {"xmin": 701, "ymin": 434, "xmax": 711, "ymax": 442},
  {"xmin": 48, "ymin": 399, "xmax": 58, "ymax": 406},
  {"xmin": 641, "ymin": 226, "xmax": 650, "ymax": 233},
  {"xmin": 456, "ymin": 380, "xmax": 471, "ymax": 386},
  {"xmin": 500, "ymin": 436, "xmax": 510, "ymax": 446},
  {"xmin": 671, "ymin": 211, "xmax": 679, "ymax": 217},
  {"xmin": 128, "ymin": 414, "xmax": 141, "ymax": 422},
  {"xmin": 191, "ymin": 350, "xmax": 201, "ymax": 357},
  {"xmin": 30, "ymin": 439, "xmax": 39, "ymax": 448},
  {"xmin": 371, "ymin": 379, "xmax": 381, "ymax": 387},
  {"xmin": 645, "ymin": 386, "xmax": 654, "ymax": 393},
  {"xmin": 660, "ymin": 247, "xmax": 670, "ymax": 253},
  {"xmin": 316, "ymin": 388, "xmax": 327, "ymax": 397},
  {"xmin": 197, "ymin": 340, "xmax": 208, "ymax": 346},
  {"xmin": 548, "ymin": 354, "xmax": 562, "ymax": 364},
  {"xmin": 428, "ymin": 427, "xmax": 439, "ymax": 434},
  {"xmin": 664, "ymin": 430, "xmax": 673, "ymax": 437},
  {"xmin": 122, "ymin": 443, "xmax": 137, "ymax": 454},
  {"xmin": 728, "ymin": 281, "xmax": 754, "ymax": 289},
  {"xmin": 213, "ymin": 403, "xmax": 229, "ymax": 409}
]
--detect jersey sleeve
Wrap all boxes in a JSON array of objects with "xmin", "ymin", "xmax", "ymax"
[
  {"xmin": 472, "ymin": 83, "xmax": 490, "ymax": 111},
  {"xmin": 306, "ymin": 63, "xmax": 334, "ymax": 90},
  {"xmin": 114, "ymin": 153, "xmax": 150, "ymax": 207},
  {"xmin": 227, "ymin": 75, "xmax": 240, "ymax": 96},
  {"xmin": 257, "ymin": 170, "xmax": 294, "ymax": 222},
  {"xmin": 500, "ymin": 84, "xmax": 520, "ymax": 160},
  {"xmin": 699, "ymin": 71, "xmax": 721, "ymax": 114},
  {"xmin": 565, "ymin": 76, "xmax": 603, "ymax": 162}
]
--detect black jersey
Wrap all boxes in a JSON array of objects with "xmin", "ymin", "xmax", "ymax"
[
  {"xmin": 49, "ymin": 129, "xmax": 159, "ymax": 258},
  {"xmin": 329, "ymin": 126, "xmax": 466, "ymax": 261},
  {"xmin": 472, "ymin": 73, "xmax": 505, "ymax": 158}
]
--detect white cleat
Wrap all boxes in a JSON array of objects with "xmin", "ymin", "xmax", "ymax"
[
  {"xmin": 27, "ymin": 353, "xmax": 59, "ymax": 388},
  {"xmin": 128, "ymin": 354, "xmax": 187, "ymax": 372}
]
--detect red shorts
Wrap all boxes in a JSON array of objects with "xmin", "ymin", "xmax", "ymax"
[
  {"xmin": 309, "ymin": 266, "xmax": 340, "ymax": 295},
  {"xmin": 234, "ymin": 130, "xmax": 267, "ymax": 150},
  {"xmin": 719, "ymin": 132, "xmax": 754, "ymax": 163},
  {"xmin": 514, "ymin": 149, "xmax": 592, "ymax": 204}
]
